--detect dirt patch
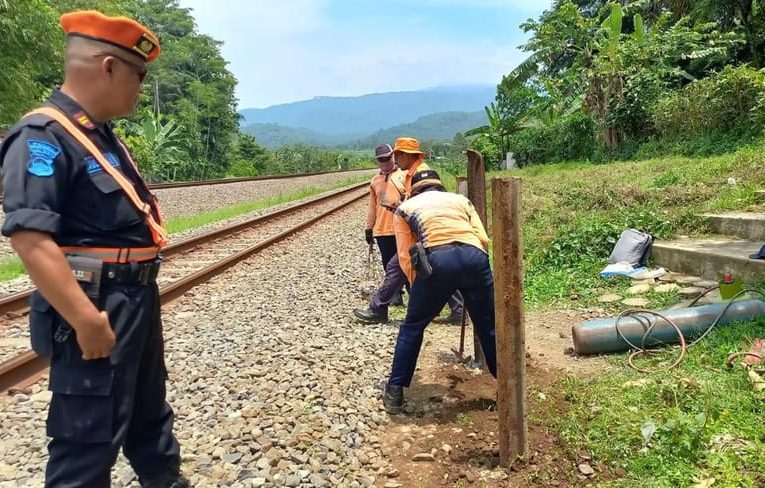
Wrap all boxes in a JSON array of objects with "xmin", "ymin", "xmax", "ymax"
[{"xmin": 376, "ymin": 308, "xmax": 617, "ymax": 487}]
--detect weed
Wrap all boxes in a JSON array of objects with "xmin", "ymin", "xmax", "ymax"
[
  {"xmin": 557, "ymin": 318, "xmax": 765, "ymax": 486},
  {"xmin": 456, "ymin": 413, "xmax": 472, "ymax": 428}
]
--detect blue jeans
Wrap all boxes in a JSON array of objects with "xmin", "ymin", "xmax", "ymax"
[{"xmin": 389, "ymin": 243, "xmax": 497, "ymax": 386}]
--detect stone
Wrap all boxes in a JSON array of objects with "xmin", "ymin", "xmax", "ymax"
[
  {"xmin": 412, "ymin": 453, "xmax": 436, "ymax": 462},
  {"xmin": 621, "ymin": 298, "xmax": 649, "ymax": 307},
  {"xmin": 222, "ymin": 452, "xmax": 242, "ymax": 464},
  {"xmin": 578, "ymin": 463, "xmax": 595, "ymax": 475},
  {"xmin": 255, "ymin": 457, "xmax": 270, "ymax": 470},
  {"xmin": 285, "ymin": 474, "xmax": 301, "ymax": 487},
  {"xmin": 693, "ymin": 280, "xmax": 718, "ymax": 289},
  {"xmin": 597, "ymin": 294, "xmax": 622, "ymax": 303},
  {"xmin": 0, "ymin": 463, "xmax": 17, "ymax": 478},
  {"xmin": 654, "ymin": 283, "xmax": 680, "ymax": 293},
  {"xmin": 29, "ymin": 391, "xmax": 52, "ymax": 403},
  {"xmin": 441, "ymin": 444, "xmax": 453, "ymax": 455},
  {"xmin": 675, "ymin": 275, "xmax": 702, "ymax": 285},
  {"xmin": 627, "ymin": 284, "xmax": 652, "ymax": 295},
  {"xmin": 679, "ymin": 286, "xmax": 704, "ymax": 298}
]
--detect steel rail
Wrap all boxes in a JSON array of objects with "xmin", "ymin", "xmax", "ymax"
[
  {"xmin": 0, "ymin": 167, "xmax": 374, "ymax": 204},
  {"xmin": 0, "ymin": 184, "xmax": 368, "ymax": 393},
  {"xmin": 0, "ymin": 182, "xmax": 368, "ymax": 317},
  {"xmin": 146, "ymin": 167, "xmax": 374, "ymax": 189}
]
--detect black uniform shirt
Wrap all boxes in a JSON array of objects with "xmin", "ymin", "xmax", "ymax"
[{"xmin": 0, "ymin": 89, "xmax": 156, "ymax": 247}]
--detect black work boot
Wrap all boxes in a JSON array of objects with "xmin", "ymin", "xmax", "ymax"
[
  {"xmin": 383, "ymin": 383, "xmax": 404, "ymax": 414},
  {"xmin": 391, "ymin": 291, "xmax": 405, "ymax": 307},
  {"xmin": 433, "ymin": 309, "xmax": 464, "ymax": 325},
  {"xmin": 353, "ymin": 307, "xmax": 388, "ymax": 323}
]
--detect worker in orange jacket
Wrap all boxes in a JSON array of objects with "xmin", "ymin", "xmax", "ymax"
[
  {"xmin": 364, "ymin": 144, "xmax": 404, "ymax": 305},
  {"xmin": 383, "ymin": 169, "xmax": 497, "ymax": 414},
  {"xmin": 354, "ymin": 137, "xmax": 463, "ymax": 323}
]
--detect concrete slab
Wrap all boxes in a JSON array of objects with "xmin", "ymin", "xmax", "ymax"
[
  {"xmin": 652, "ymin": 237, "xmax": 765, "ymax": 283},
  {"xmin": 701, "ymin": 212, "xmax": 765, "ymax": 241}
]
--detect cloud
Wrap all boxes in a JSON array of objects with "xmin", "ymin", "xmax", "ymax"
[{"xmin": 178, "ymin": 0, "xmax": 537, "ymax": 108}]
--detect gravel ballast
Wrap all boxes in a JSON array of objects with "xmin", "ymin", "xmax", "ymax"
[{"xmin": 0, "ymin": 200, "xmax": 401, "ymax": 487}]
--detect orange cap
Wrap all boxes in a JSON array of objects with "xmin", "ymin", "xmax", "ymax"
[
  {"xmin": 393, "ymin": 137, "xmax": 425, "ymax": 155},
  {"xmin": 60, "ymin": 10, "xmax": 161, "ymax": 63}
]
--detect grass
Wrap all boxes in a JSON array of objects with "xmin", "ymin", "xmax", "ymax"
[
  {"xmin": 0, "ymin": 255, "xmax": 25, "ymax": 282},
  {"xmin": 0, "ymin": 175, "xmax": 370, "ymax": 283},
  {"xmin": 471, "ymin": 142, "xmax": 765, "ymax": 309},
  {"xmin": 165, "ymin": 175, "xmax": 368, "ymax": 234},
  {"xmin": 557, "ymin": 318, "xmax": 765, "ymax": 487}
]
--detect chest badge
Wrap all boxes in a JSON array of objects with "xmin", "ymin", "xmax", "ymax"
[{"xmin": 26, "ymin": 140, "xmax": 61, "ymax": 177}]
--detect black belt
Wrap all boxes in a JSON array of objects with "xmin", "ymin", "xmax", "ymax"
[
  {"xmin": 426, "ymin": 242, "xmax": 470, "ymax": 255},
  {"xmin": 102, "ymin": 259, "xmax": 161, "ymax": 286}
]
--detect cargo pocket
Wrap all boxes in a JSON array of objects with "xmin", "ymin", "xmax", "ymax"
[
  {"xmin": 28, "ymin": 291, "xmax": 55, "ymax": 357},
  {"xmin": 47, "ymin": 366, "xmax": 115, "ymax": 443}
]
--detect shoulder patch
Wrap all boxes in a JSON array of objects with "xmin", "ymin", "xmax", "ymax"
[{"xmin": 26, "ymin": 140, "xmax": 60, "ymax": 177}]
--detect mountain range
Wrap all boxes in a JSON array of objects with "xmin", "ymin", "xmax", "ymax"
[{"xmin": 239, "ymin": 85, "xmax": 494, "ymax": 148}]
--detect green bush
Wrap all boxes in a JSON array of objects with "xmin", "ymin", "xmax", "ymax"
[
  {"xmin": 507, "ymin": 112, "xmax": 596, "ymax": 166},
  {"xmin": 652, "ymin": 65, "xmax": 765, "ymax": 139}
]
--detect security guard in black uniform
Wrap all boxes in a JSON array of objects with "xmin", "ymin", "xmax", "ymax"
[{"xmin": 0, "ymin": 11, "xmax": 189, "ymax": 488}]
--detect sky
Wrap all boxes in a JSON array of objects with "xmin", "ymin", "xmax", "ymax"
[{"xmin": 176, "ymin": 0, "xmax": 551, "ymax": 109}]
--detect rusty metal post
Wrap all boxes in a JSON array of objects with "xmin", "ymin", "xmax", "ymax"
[
  {"xmin": 492, "ymin": 176, "xmax": 527, "ymax": 466},
  {"xmin": 455, "ymin": 176, "xmax": 468, "ymax": 197},
  {"xmin": 466, "ymin": 149, "xmax": 487, "ymax": 368}
]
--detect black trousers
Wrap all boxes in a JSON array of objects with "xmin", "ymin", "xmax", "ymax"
[
  {"xmin": 375, "ymin": 235, "xmax": 397, "ymax": 271},
  {"xmin": 44, "ymin": 282, "xmax": 180, "ymax": 487}
]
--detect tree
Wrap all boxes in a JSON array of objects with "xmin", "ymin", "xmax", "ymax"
[
  {"xmin": 0, "ymin": 0, "xmax": 60, "ymax": 128},
  {"xmin": 232, "ymin": 133, "xmax": 270, "ymax": 175}
]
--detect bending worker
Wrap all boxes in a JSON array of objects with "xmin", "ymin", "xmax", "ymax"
[
  {"xmin": 0, "ymin": 11, "xmax": 188, "ymax": 487},
  {"xmin": 354, "ymin": 137, "xmax": 463, "ymax": 324},
  {"xmin": 364, "ymin": 144, "xmax": 403, "ymax": 306},
  {"xmin": 382, "ymin": 169, "xmax": 498, "ymax": 414}
]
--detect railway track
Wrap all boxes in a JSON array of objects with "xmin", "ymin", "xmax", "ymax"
[
  {"xmin": 0, "ymin": 167, "xmax": 374, "ymax": 204},
  {"xmin": 0, "ymin": 182, "xmax": 369, "ymax": 393}
]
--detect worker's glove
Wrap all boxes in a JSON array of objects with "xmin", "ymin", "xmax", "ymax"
[{"xmin": 365, "ymin": 229, "xmax": 374, "ymax": 245}]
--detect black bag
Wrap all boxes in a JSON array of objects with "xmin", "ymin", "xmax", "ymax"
[{"xmin": 409, "ymin": 243, "xmax": 433, "ymax": 279}]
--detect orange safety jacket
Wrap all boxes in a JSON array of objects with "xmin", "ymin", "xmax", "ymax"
[
  {"xmin": 379, "ymin": 159, "xmax": 430, "ymax": 212},
  {"xmin": 25, "ymin": 107, "xmax": 169, "ymax": 254},
  {"xmin": 365, "ymin": 172, "xmax": 396, "ymax": 237},
  {"xmin": 394, "ymin": 190, "xmax": 489, "ymax": 285}
]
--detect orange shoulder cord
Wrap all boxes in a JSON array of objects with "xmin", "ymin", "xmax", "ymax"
[{"xmin": 25, "ymin": 107, "xmax": 169, "ymax": 247}]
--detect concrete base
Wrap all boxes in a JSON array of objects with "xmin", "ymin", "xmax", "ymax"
[
  {"xmin": 652, "ymin": 237, "xmax": 765, "ymax": 283},
  {"xmin": 701, "ymin": 212, "xmax": 765, "ymax": 241}
]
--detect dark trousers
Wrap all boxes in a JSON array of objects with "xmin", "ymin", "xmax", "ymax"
[
  {"xmin": 370, "ymin": 252, "xmax": 463, "ymax": 313},
  {"xmin": 45, "ymin": 283, "xmax": 180, "ymax": 487},
  {"xmin": 389, "ymin": 244, "xmax": 497, "ymax": 386},
  {"xmin": 375, "ymin": 235, "xmax": 397, "ymax": 270}
]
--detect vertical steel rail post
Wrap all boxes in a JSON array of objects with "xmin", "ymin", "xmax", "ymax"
[{"xmin": 492, "ymin": 176, "xmax": 528, "ymax": 466}]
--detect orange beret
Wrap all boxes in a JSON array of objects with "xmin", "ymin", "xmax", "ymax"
[{"xmin": 60, "ymin": 10, "xmax": 160, "ymax": 63}]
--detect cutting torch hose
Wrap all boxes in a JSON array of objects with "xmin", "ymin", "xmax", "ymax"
[{"xmin": 614, "ymin": 288, "xmax": 765, "ymax": 372}]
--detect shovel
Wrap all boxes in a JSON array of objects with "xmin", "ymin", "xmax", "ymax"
[
  {"xmin": 366, "ymin": 243, "xmax": 375, "ymax": 280},
  {"xmin": 451, "ymin": 309, "xmax": 471, "ymax": 363}
]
